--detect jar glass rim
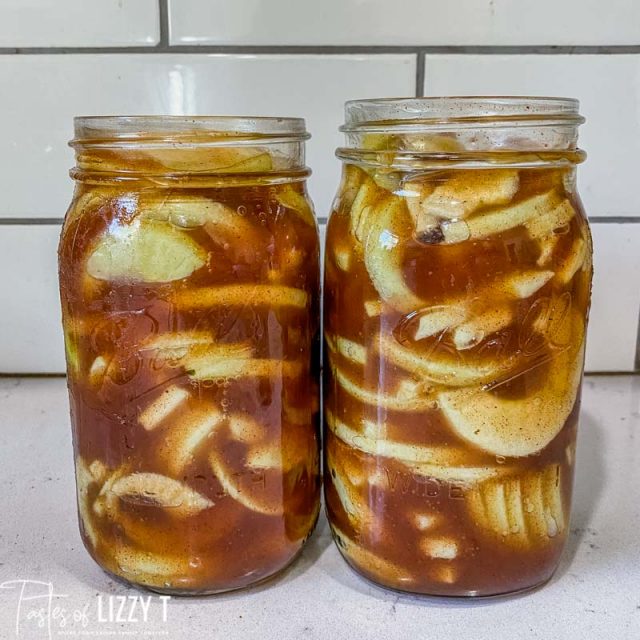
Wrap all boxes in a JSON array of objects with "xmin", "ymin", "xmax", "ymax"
[
  {"xmin": 72, "ymin": 115, "xmax": 310, "ymax": 146},
  {"xmin": 342, "ymin": 96, "xmax": 584, "ymax": 131}
]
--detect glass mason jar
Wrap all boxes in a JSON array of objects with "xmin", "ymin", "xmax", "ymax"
[
  {"xmin": 59, "ymin": 116, "xmax": 321, "ymax": 594},
  {"xmin": 324, "ymin": 97, "xmax": 592, "ymax": 597}
]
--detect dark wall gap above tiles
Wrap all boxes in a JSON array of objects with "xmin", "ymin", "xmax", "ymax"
[{"xmin": 3, "ymin": 45, "xmax": 640, "ymax": 55}]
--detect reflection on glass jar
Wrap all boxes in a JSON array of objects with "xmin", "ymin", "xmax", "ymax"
[
  {"xmin": 59, "ymin": 116, "xmax": 321, "ymax": 594},
  {"xmin": 323, "ymin": 97, "xmax": 592, "ymax": 596}
]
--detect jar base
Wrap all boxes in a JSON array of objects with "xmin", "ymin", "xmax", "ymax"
[
  {"xmin": 95, "ymin": 544, "xmax": 307, "ymax": 596},
  {"xmin": 338, "ymin": 551, "xmax": 557, "ymax": 599}
]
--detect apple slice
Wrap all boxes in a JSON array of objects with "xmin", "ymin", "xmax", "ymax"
[
  {"xmin": 349, "ymin": 176, "xmax": 381, "ymax": 243},
  {"xmin": 63, "ymin": 325, "xmax": 80, "ymax": 378},
  {"xmin": 363, "ymin": 195, "xmax": 423, "ymax": 312},
  {"xmin": 421, "ymin": 170, "xmax": 519, "ymax": 220},
  {"xmin": 326, "ymin": 412, "xmax": 507, "ymax": 484},
  {"xmin": 536, "ymin": 235, "xmax": 560, "ymax": 267},
  {"xmin": 331, "ymin": 525, "xmax": 413, "ymax": 586},
  {"xmin": 378, "ymin": 333, "xmax": 511, "ymax": 387},
  {"xmin": 174, "ymin": 284, "xmax": 308, "ymax": 309},
  {"xmin": 227, "ymin": 414, "xmax": 266, "ymax": 444},
  {"xmin": 141, "ymin": 196, "xmax": 254, "ymax": 233},
  {"xmin": 411, "ymin": 305, "xmax": 468, "ymax": 341},
  {"xmin": 403, "ymin": 134, "xmax": 464, "ymax": 154},
  {"xmin": 275, "ymin": 185, "xmax": 315, "ymax": 225},
  {"xmin": 331, "ymin": 364, "xmax": 437, "ymax": 412},
  {"xmin": 327, "ymin": 459, "xmax": 372, "ymax": 529},
  {"xmin": 138, "ymin": 385, "xmax": 190, "ymax": 431},
  {"xmin": 209, "ymin": 451, "xmax": 282, "ymax": 516},
  {"xmin": 325, "ymin": 334, "xmax": 367, "ymax": 365},
  {"xmin": 158, "ymin": 407, "xmax": 225, "ymax": 475},
  {"xmin": 556, "ymin": 237, "xmax": 588, "ymax": 285},
  {"xmin": 88, "ymin": 356, "xmax": 109, "ymax": 386},
  {"xmin": 86, "ymin": 219, "xmax": 206, "ymax": 283},
  {"xmin": 183, "ymin": 349, "xmax": 301, "ymax": 382},
  {"xmin": 75, "ymin": 456, "xmax": 102, "ymax": 548},
  {"xmin": 467, "ymin": 465, "xmax": 565, "ymax": 548},
  {"xmin": 441, "ymin": 191, "xmax": 560, "ymax": 244},
  {"xmin": 525, "ymin": 199, "xmax": 576, "ymax": 240},
  {"xmin": 112, "ymin": 546, "xmax": 192, "ymax": 588},
  {"xmin": 503, "ymin": 270, "xmax": 554, "ymax": 298},
  {"xmin": 420, "ymin": 537, "xmax": 459, "ymax": 560},
  {"xmin": 338, "ymin": 164, "xmax": 366, "ymax": 213},
  {"xmin": 106, "ymin": 473, "xmax": 214, "ymax": 518},
  {"xmin": 452, "ymin": 306, "xmax": 514, "ymax": 351},
  {"xmin": 245, "ymin": 428, "xmax": 315, "ymax": 473},
  {"xmin": 328, "ymin": 413, "xmax": 463, "ymax": 466},
  {"xmin": 364, "ymin": 300, "xmax": 383, "ymax": 317},
  {"xmin": 439, "ymin": 319, "xmax": 584, "ymax": 457},
  {"xmin": 144, "ymin": 146, "xmax": 273, "ymax": 173}
]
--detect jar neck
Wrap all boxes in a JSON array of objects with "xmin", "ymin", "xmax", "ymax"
[
  {"xmin": 338, "ymin": 97, "xmax": 585, "ymax": 170},
  {"xmin": 70, "ymin": 116, "xmax": 311, "ymax": 186}
]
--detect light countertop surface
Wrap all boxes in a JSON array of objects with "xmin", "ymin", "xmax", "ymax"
[{"xmin": 0, "ymin": 376, "xmax": 638, "ymax": 640}]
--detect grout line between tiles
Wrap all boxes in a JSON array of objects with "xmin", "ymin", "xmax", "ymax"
[
  {"xmin": 589, "ymin": 217, "xmax": 640, "ymax": 223},
  {"xmin": 0, "ymin": 218, "xmax": 64, "ymax": 225},
  {"xmin": 157, "ymin": 0, "xmax": 170, "ymax": 48},
  {"xmin": 635, "ymin": 307, "xmax": 640, "ymax": 371},
  {"xmin": 2, "ymin": 216, "xmax": 640, "ymax": 226},
  {"xmin": 415, "ymin": 53, "xmax": 425, "ymax": 97},
  {"xmin": 1, "ymin": 45, "xmax": 640, "ymax": 56},
  {"xmin": 584, "ymin": 370, "xmax": 640, "ymax": 376},
  {"xmin": 0, "ymin": 373, "xmax": 66, "ymax": 378}
]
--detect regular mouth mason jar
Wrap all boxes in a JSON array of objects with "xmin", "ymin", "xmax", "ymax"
[
  {"xmin": 58, "ymin": 116, "xmax": 321, "ymax": 594},
  {"xmin": 323, "ymin": 97, "xmax": 592, "ymax": 596}
]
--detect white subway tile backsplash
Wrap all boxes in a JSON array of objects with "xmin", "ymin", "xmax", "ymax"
[
  {"xmin": 585, "ymin": 224, "xmax": 640, "ymax": 372},
  {"xmin": 168, "ymin": 0, "xmax": 640, "ymax": 46},
  {"xmin": 0, "ymin": 225, "xmax": 64, "ymax": 373},
  {"xmin": 0, "ymin": 53, "xmax": 415, "ymax": 220},
  {"xmin": 0, "ymin": 0, "xmax": 159, "ymax": 47},
  {"xmin": 424, "ymin": 54, "xmax": 640, "ymax": 219}
]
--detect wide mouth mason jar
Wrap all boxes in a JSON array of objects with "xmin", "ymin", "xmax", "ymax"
[
  {"xmin": 59, "ymin": 116, "xmax": 321, "ymax": 594},
  {"xmin": 323, "ymin": 97, "xmax": 592, "ymax": 596}
]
